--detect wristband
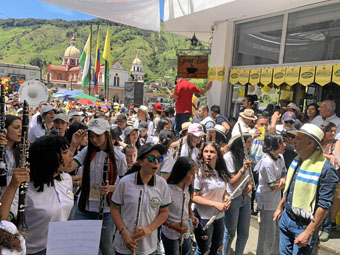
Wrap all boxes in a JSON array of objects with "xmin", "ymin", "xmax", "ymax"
[{"xmin": 119, "ymin": 227, "xmax": 127, "ymax": 234}]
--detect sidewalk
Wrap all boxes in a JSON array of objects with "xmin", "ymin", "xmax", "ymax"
[{"xmin": 229, "ymin": 215, "xmax": 340, "ymax": 255}]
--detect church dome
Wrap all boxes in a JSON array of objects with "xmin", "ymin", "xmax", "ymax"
[
  {"xmin": 64, "ymin": 36, "xmax": 80, "ymax": 58},
  {"xmin": 64, "ymin": 46, "xmax": 80, "ymax": 58},
  {"xmin": 132, "ymin": 57, "xmax": 142, "ymax": 65}
]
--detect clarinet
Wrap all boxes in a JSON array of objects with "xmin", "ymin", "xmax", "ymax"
[
  {"xmin": 17, "ymin": 100, "xmax": 30, "ymax": 232},
  {"xmin": 0, "ymin": 82, "xmax": 7, "ymax": 180},
  {"xmin": 238, "ymin": 123, "xmax": 256, "ymax": 189},
  {"xmin": 98, "ymin": 155, "xmax": 109, "ymax": 220},
  {"xmin": 202, "ymin": 175, "xmax": 250, "ymax": 231},
  {"xmin": 180, "ymin": 191, "xmax": 186, "ymax": 255},
  {"xmin": 132, "ymin": 190, "xmax": 143, "ymax": 255}
]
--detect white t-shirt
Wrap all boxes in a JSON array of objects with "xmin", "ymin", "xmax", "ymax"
[
  {"xmin": 111, "ymin": 171, "xmax": 171, "ymax": 255},
  {"xmin": 255, "ymin": 154, "xmax": 286, "ymax": 211},
  {"xmin": 28, "ymin": 124, "xmax": 46, "ymax": 143},
  {"xmin": 193, "ymin": 168, "xmax": 226, "ymax": 220},
  {"xmin": 25, "ymin": 172, "xmax": 73, "ymax": 254},
  {"xmin": 224, "ymin": 151, "xmax": 251, "ymax": 198},
  {"xmin": 159, "ymin": 148, "xmax": 175, "ymax": 175},
  {"xmin": 74, "ymin": 146, "xmax": 119, "ymax": 213},
  {"xmin": 133, "ymin": 119, "xmax": 154, "ymax": 136},
  {"xmin": 179, "ymin": 140, "xmax": 199, "ymax": 162},
  {"xmin": 114, "ymin": 146, "xmax": 128, "ymax": 177},
  {"xmin": 161, "ymin": 184, "xmax": 190, "ymax": 240},
  {"xmin": 312, "ymin": 114, "xmax": 340, "ymax": 134}
]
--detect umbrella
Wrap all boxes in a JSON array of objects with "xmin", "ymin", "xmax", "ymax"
[
  {"xmin": 77, "ymin": 98, "xmax": 94, "ymax": 105},
  {"xmin": 71, "ymin": 94, "xmax": 99, "ymax": 101},
  {"xmin": 96, "ymin": 102, "xmax": 109, "ymax": 112},
  {"xmin": 63, "ymin": 90, "xmax": 84, "ymax": 98}
]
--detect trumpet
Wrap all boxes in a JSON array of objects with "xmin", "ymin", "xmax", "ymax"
[
  {"xmin": 202, "ymin": 175, "xmax": 250, "ymax": 231},
  {"xmin": 238, "ymin": 123, "xmax": 256, "ymax": 189},
  {"xmin": 132, "ymin": 190, "xmax": 143, "ymax": 255},
  {"xmin": 17, "ymin": 100, "xmax": 30, "ymax": 233}
]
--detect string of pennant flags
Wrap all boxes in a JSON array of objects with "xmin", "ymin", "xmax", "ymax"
[
  {"xmin": 228, "ymin": 64, "xmax": 340, "ymax": 87},
  {"xmin": 208, "ymin": 67, "xmax": 226, "ymax": 82}
]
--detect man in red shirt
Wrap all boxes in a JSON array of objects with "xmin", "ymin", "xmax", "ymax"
[{"xmin": 166, "ymin": 75, "xmax": 212, "ymax": 135}]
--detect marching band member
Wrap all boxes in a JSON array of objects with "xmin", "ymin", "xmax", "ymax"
[
  {"xmin": 223, "ymin": 134, "xmax": 253, "ymax": 255},
  {"xmin": 28, "ymin": 105, "xmax": 56, "ymax": 143},
  {"xmin": 161, "ymin": 157, "xmax": 199, "ymax": 255},
  {"xmin": 177, "ymin": 123, "xmax": 204, "ymax": 162},
  {"xmin": 24, "ymin": 135, "xmax": 74, "ymax": 255},
  {"xmin": 70, "ymin": 118, "xmax": 118, "ymax": 255},
  {"xmin": 192, "ymin": 141, "xmax": 231, "ymax": 255},
  {"xmin": 110, "ymin": 143, "xmax": 171, "ymax": 255}
]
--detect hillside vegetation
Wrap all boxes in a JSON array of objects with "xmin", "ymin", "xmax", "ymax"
[{"xmin": 0, "ymin": 18, "xmax": 199, "ymax": 84}]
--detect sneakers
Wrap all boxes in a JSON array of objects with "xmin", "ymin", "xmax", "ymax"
[
  {"xmin": 331, "ymin": 221, "xmax": 337, "ymax": 230},
  {"xmin": 319, "ymin": 231, "xmax": 330, "ymax": 242}
]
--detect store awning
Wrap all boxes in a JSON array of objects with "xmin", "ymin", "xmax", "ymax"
[
  {"xmin": 228, "ymin": 63, "xmax": 340, "ymax": 87},
  {"xmin": 42, "ymin": 0, "xmax": 325, "ymax": 37}
]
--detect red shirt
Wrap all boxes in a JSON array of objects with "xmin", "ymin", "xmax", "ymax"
[{"xmin": 174, "ymin": 79, "xmax": 200, "ymax": 114}]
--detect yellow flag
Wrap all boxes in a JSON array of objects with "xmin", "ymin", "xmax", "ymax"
[
  {"xmin": 249, "ymin": 69, "xmax": 261, "ymax": 86},
  {"xmin": 315, "ymin": 65, "xmax": 332, "ymax": 86},
  {"xmin": 285, "ymin": 67, "xmax": 300, "ymax": 86},
  {"xmin": 299, "ymin": 66, "xmax": 315, "ymax": 86},
  {"xmin": 273, "ymin": 67, "xmax": 286, "ymax": 86},
  {"xmin": 239, "ymin": 69, "xmax": 250, "ymax": 85},
  {"xmin": 260, "ymin": 68, "xmax": 273, "ymax": 86},
  {"xmin": 217, "ymin": 67, "xmax": 226, "ymax": 82},
  {"xmin": 229, "ymin": 68, "xmax": 239, "ymax": 85},
  {"xmin": 332, "ymin": 64, "xmax": 340, "ymax": 85},
  {"xmin": 208, "ymin": 67, "xmax": 217, "ymax": 82}
]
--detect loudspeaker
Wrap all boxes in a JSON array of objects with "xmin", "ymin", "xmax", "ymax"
[{"xmin": 124, "ymin": 81, "xmax": 144, "ymax": 107}]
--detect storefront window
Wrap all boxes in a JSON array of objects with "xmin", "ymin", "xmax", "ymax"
[
  {"xmin": 233, "ymin": 15, "xmax": 283, "ymax": 66},
  {"xmin": 284, "ymin": 2, "xmax": 340, "ymax": 63}
]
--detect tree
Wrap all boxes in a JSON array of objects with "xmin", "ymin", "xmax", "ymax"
[{"xmin": 29, "ymin": 57, "xmax": 46, "ymax": 68}]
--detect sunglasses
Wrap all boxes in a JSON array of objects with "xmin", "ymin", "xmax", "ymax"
[{"xmin": 147, "ymin": 155, "xmax": 164, "ymax": 163}]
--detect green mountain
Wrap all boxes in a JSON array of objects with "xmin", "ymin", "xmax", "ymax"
[{"xmin": 0, "ymin": 18, "xmax": 199, "ymax": 84}]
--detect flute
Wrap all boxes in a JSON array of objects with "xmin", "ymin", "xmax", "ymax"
[
  {"xmin": 132, "ymin": 190, "xmax": 143, "ymax": 255},
  {"xmin": 180, "ymin": 191, "xmax": 186, "ymax": 255},
  {"xmin": 202, "ymin": 175, "xmax": 250, "ymax": 231},
  {"xmin": 238, "ymin": 123, "xmax": 256, "ymax": 189},
  {"xmin": 0, "ymin": 83, "xmax": 7, "ymax": 180},
  {"xmin": 17, "ymin": 100, "xmax": 29, "ymax": 233},
  {"xmin": 99, "ymin": 155, "xmax": 109, "ymax": 221}
]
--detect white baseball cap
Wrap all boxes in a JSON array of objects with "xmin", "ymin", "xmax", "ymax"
[{"xmin": 88, "ymin": 118, "xmax": 110, "ymax": 135}]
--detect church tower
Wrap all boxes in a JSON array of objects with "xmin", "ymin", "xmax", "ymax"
[
  {"xmin": 130, "ymin": 51, "xmax": 144, "ymax": 82},
  {"xmin": 63, "ymin": 36, "xmax": 80, "ymax": 71}
]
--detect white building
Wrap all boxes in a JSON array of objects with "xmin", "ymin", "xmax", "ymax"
[
  {"xmin": 0, "ymin": 62, "xmax": 40, "ymax": 81},
  {"xmin": 130, "ymin": 51, "xmax": 144, "ymax": 82}
]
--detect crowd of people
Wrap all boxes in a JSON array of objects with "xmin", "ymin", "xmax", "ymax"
[{"xmin": 0, "ymin": 77, "xmax": 340, "ymax": 255}]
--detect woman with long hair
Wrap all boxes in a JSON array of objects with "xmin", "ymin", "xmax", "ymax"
[
  {"xmin": 110, "ymin": 143, "xmax": 171, "ymax": 255},
  {"xmin": 304, "ymin": 103, "xmax": 319, "ymax": 124},
  {"xmin": 154, "ymin": 118, "xmax": 173, "ymax": 136},
  {"xmin": 161, "ymin": 157, "xmax": 199, "ymax": 255},
  {"xmin": 223, "ymin": 133, "xmax": 253, "ymax": 255},
  {"xmin": 255, "ymin": 133, "xmax": 286, "ymax": 255},
  {"xmin": 133, "ymin": 105, "xmax": 154, "ymax": 136},
  {"xmin": 24, "ymin": 135, "xmax": 74, "ymax": 255},
  {"xmin": 28, "ymin": 105, "xmax": 56, "ymax": 143},
  {"xmin": 192, "ymin": 141, "xmax": 231, "ymax": 255},
  {"xmin": 70, "ymin": 118, "xmax": 118, "ymax": 255},
  {"xmin": 158, "ymin": 129, "xmax": 176, "ymax": 179},
  {"xmin": 124, "ymin": 126, "xmax": 141, "ymax": 150}
]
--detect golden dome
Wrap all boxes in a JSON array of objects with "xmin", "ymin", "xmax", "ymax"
[
  {"xmin": 64, "ymin": 46, "xmax": 80, "ymax": 58},
  {"xmin": 132, "ymin": 57, "xmax": 142, "ymax": 65}
]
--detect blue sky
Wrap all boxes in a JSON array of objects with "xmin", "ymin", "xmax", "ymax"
[{"xmin": 0, "ymin": 0, "xmax": 164, "ymax": 20}]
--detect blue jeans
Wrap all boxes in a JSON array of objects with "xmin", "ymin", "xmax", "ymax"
[
  {"xmin": 161, "ymin": 232, "xmax": 192, "ymax": 255},
  {"xmin": 279, "ymin": 210, "xmax": 319, "ymax": 255},
  {"xmin": 194, "ymin": 209, "xmax": 224, "ymax": 255},
  {"xmin": 223, "ymin": 195, "xmax": 251, "ymax": 255},
  {"xmin": 175, "ymin": 113, "xmax": 192, "ymax": 135},
  {"xmin": 72, "ymin": 207, "xmax": 115, "ymax": 255}
]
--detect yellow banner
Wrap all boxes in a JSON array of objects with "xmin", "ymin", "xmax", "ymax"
[
  {"xmin": 208, "ymin": 67, "xmax": 217, "ymax": 82},
  {"xmin": 229, "ymin": 68, "xmax": 239, "ymax": 85},
  {"xmin": 299, "ymin": 66, "xmax": 315, "ymax": 86},
  {"xmin": 333, "ymin": 64, "xmax": 340, "ymax": 85},
  {"xmin": 239, "ymin": 69, "xmax": 250, "ymax": 85},
  {"xmin": 217, "ymin": 67, "xmax": 226, "ymax": 82},
  {"xmin": 285, "ymin": 67, "xmax": 300, "ymax": 86},
  {"xmin": 249, "ymin": 69, "xmax": 261, "ymax": 86},
  {"xmin": 315, "ymin": 65, "xmax": 332, "ymax": 86},
  {"xmin": 273, "ymin": 67, "xmax": 286, "ymax": 86},
  {"xmin": 260, "ymin": 68, "xmax": 273, "ymax": 86}
]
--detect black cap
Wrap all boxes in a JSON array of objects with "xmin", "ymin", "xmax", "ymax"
[
  {"xmin": 138, "ymin": 122, "xmax": 148, "ymax": 131},
  {"xmin": 137, "ymin": 143, "xmax": 166, "ymax": 160},
  {"xmin": 117, "ymin": 114, "xmax": 127, "ymax": 121},
  {"xmin": 110, "ymin": 126, "xmax": 122, "ymax": 140},
  {"xmin": 159, "ymin": 129, "xmax": 175, "ymax": 142}
]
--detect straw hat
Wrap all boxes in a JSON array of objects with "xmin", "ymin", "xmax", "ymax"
[
  {"xmin": 137, "ymin": 105, "xmax": 149, "ymax": 115},
  {"xmin": 228, "ymin": 132, "xmax": 251, "ymax": 147},
  {"xmin": 288, "ymin": 123, "xmax": 324, "ymax": 148},
  {"xmin": 239, "ymin": 109, "xmax": 257, "ymax": 121},
  {"xmin": 214, "ymin": 124, "xmax": 227, "ymax": 139}
]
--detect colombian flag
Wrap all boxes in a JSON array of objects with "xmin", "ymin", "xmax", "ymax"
[{"xmin": 94, "ymin": 26, "xmax": 100, "ymax": 94}]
